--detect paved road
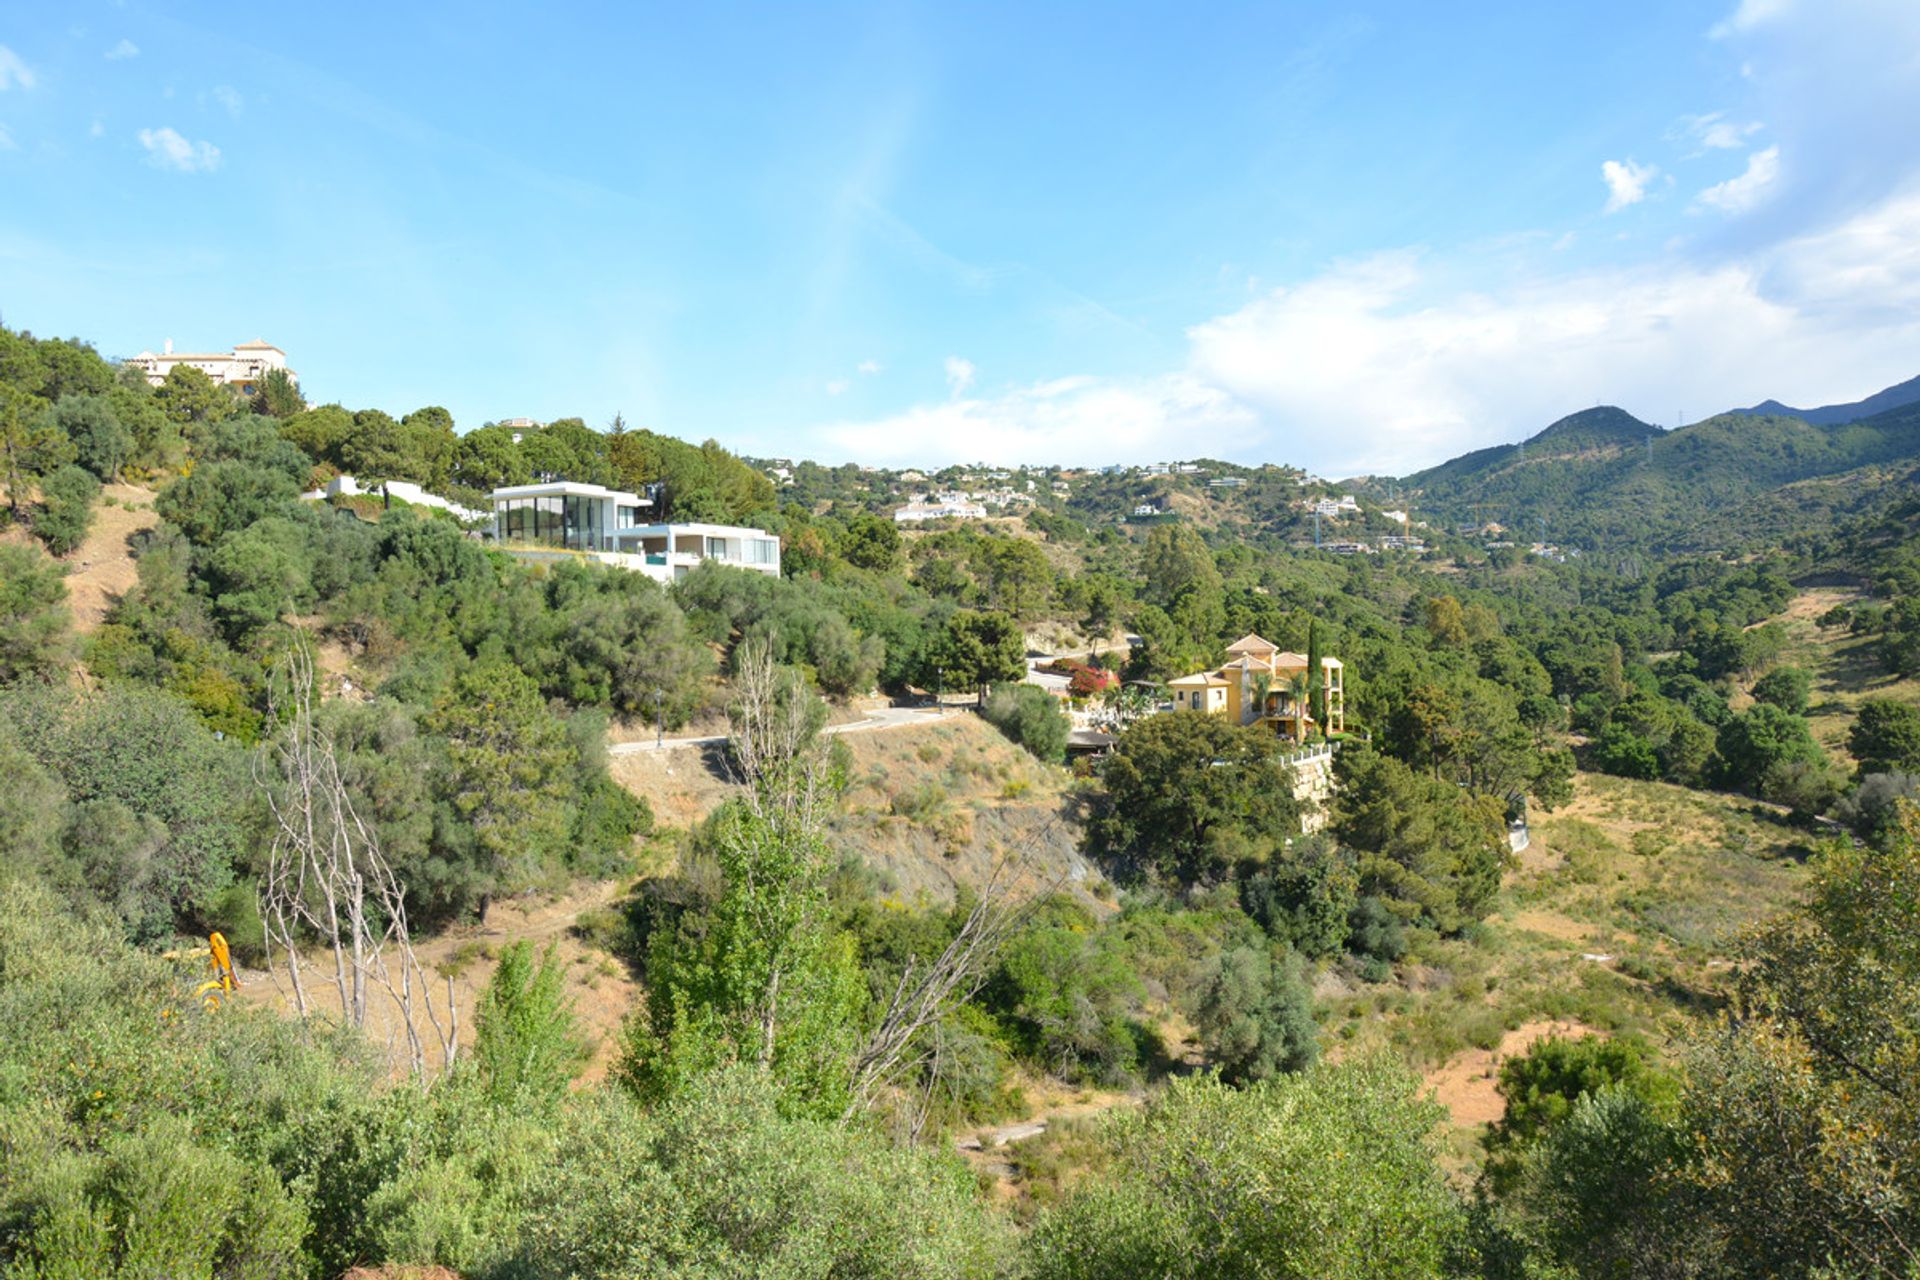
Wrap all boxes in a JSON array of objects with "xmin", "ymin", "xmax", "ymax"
[{"xmin": 608, "ymin": 704, "xmax": 958, "ymax": 756}]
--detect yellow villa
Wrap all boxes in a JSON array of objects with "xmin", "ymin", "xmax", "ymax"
[{"xmin": 1165, "ymin": 633, "xmax": 1345, "ymax": 741}]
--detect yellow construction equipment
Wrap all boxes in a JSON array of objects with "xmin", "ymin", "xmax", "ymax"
[{"xmin": 178, "ymin": 931, "xmax": 241, "ymax": 1008}]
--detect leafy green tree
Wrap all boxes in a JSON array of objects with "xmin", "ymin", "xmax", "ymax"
[
  {"xmin": 1711, "ymin": 703, "xmax": 1824, "ymax": 796},
  {"xmin": 252, "ymin": 365, "xmax": 306, "ymax": 418},
  {"xmin": 981, "ymin": 681, "xmax": 1069, "ymax": 762},
  {"xmin": 1, "ymin": 684, "xmax": 250, "ymax": 934},
  {"xmin": 1483, "ymin": 1034, "xmax": 1670, "ymax": 1189},
  {"xmin": 1025, "ymin": 1063, "xmax": 1466, "ymax": 1279},
  {"xmin": 839, "ymin": 512, "xmax": 902, "ymax": 572},
  {"xmin": 1192, "ymin": 944, "xmax": 1318, "ymax": 1083},
  {"xmin": 46, "ymin": 393, "xmax": 131, "ymax": 481},
  {"xmin": 427, "ymin": 660, "xmax": 577, "ymax": 892},
  {"xmin": 0, "ymin": 542, "xmax": 73, "ymax": 682},
  {"xmin": 32, "ymin": 464, "xmax": 101, "ymax": 555},
  {"xmin": 471, "ymin": 940, "xmax": 587, "ymax": 1113},
  {"xmin": 972, "ymin": 536, "xmax": 1053, "ymax": 619},
  {"xmin": 341, "ymin": 408, "xmax": 423, "ymax": 485},
  {"xmin": 1849, "ymin": 697, "xmax": 1920, "ymax": 776},
  {"xmin": 1139, "ymin": 522, "xmax": 1221, "ymax": 612},
  {"xmin": 152, "ymin": 363, "xmax": 233, "ymax": 427},
  {"xmin": 278, "ymin": 403, "xmax": 354, "ymax": 471},
  {"xmin": 0, "ymin": 385, "xmax": 67, "ymax": 516},
  {"xmin": 982, "ymin": 898, "xmax": 1145, "ymax": 1082},
  {"xmin": 1238, "ymin": 835, "xmax": 1358, "ymax": 958},
  {"xmin": 156, "ymin": 460, "xmax": 302, "ymax": 546},
  {"xmin": 402, "ymin": 406, "xmax": 458, "ymax": 488},
  {"xmin": 930, "ymin": 608, "xmax": 1025, "ymax": 702},
  {"xmin": 1592, "ymin": 722, "xmax": 1660, "ymax": 780},
  {"xmin": 1334, "ymin": 748, "xmax": 1507, "ymax": 931},
  {"xmin": 1750, "ymin": 665, "xmax": 1812, "ymax": 715},
  {"xmin": 515, "ymin": 1071, "xmax": 1009, "ymax": 1279},
  {"xmin": 536, "ymin": 562, "xmax": 712, "ymax": 723},
  {"xmin": 452, "ymin": 422, "xmax": 533, "ymax": 490},
  {"xmin": 619, "ymin": 657, "xmax": 865, "ymax": 1118},
  {"xmin": 1088, "ymin": 711, "xmax": 1301, "ymax": 886}
]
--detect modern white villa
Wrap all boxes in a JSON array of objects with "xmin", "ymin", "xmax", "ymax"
[{"xmin": 488, "ymin": 481, "xmax": 779, "ymax": 583}]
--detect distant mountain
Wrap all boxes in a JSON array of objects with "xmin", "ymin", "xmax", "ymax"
[
  {"xmin": 1728, "ymin": 373, "xmax": 1920, "ymax": 427},
  {"xmin": 1400, "ymin": 397, "xmax": 1920, "ymax": 551}
]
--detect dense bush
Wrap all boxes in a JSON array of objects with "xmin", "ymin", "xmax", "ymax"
[
  {"xmin": 981, "ymin": 680, "xmax": 1070, "ymax": 763},
  {"xmin": 1026, "ymin": 1063, "xmax": 1466, "ymax": 1279}
]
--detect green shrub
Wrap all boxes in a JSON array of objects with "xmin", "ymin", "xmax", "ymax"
[{"xmin": 981, "ymin": 681, "xmax": 1069, "ymax": 763}]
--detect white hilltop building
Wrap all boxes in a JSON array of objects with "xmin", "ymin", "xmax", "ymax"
[
  {"xmin": 126, "ymin": 339, "xmax": 294, "ymax": 396},
  {"xmin": 488, "ymin": 481, "xmax": 779, "ymax": 585}
]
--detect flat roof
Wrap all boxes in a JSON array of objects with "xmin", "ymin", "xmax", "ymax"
[{"xmin": 490, "ymin": 482, "xmax": 649, "ymax": 503}]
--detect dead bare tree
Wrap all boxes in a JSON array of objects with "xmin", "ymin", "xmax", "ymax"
[{"xmin": 255, "ymin": 637, "xmax": 459, "ymax": 1078}]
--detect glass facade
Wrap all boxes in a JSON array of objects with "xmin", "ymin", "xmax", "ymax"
[{"xmin": 496, "ymin": 494, "xmax": 605, "ymax": 550}]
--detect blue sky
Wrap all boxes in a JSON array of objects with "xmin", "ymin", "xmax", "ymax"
[{"xmin": 3, "ymin": 1, "xmax": 1918, "ymax": 475}]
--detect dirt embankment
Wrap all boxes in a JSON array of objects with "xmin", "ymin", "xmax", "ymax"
[
  {"xmin": 43, "ymin": 484, "xmax": 160, "ymax": 633},
  {"xmin": 236, "ymin": 879, "xmax": 641, "ymax": 1085},
  {"xmin": 611, "ymin": 713, "xmax": 1103, "ymax": 909}
]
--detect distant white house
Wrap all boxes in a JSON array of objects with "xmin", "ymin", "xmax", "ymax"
[
  {"xmin": 1208, "ymin": 476, "xmax": 1247, "ymax": 488},
  {"xmin": 895, "ymin": 495, "xmax": 988, "ymax": 522},
  {"xmin": 1309, "ymin": 495, "xmax": 1360, "ymax": 517},
  {"xmin": 303, "ymin": 475, "xmax": 488, "ymax": 522},
  {"xmin": 127, "ymin": 339, "xmax": 294, "ymax": 396},
  {"xmin": 489, "ymin": 481, "xmax": 779, "ymax": 583}
]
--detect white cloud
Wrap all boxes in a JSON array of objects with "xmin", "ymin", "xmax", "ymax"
[
  {"xmin": 137, "ymin": 126, "xmax": 221, "ymax": 173},
  {"xmin": 1601, "ymin": 159, "xmax": 1658, "ymax": 213},
  {"xmin": 0, "ymin": 124, "xmax": 14, "ymax": 151},
  {"xmin": 856, "ymin": 358, "xmax": 882, "ymax": 376},
  {"xmin": 89, "ymin": 119, "xmax": 104, "ymax": 139},
  {"xmin": 943, "ymin": 355, "xmax": 976, "ymax": 396},
  {"xmin": 824, "ymin": 378, "xmax": 851, "ymax": 396},
  {"xmin": 0, "ymin": 45, "xmax": 36, "ymax": 91},
  {"xmin": 1672, "ymin": 111, "xmax": 1763, "ymax": 152},
  {"xmin": 1696, "ymin": 145, "xmax": 1780, "ymax": 213},
  {"xmin": 1711, "ymin": 0, "xmax": 1792, "ymax": 38},
  {"xmin": 821, "ymin": 373, "xmax": 1253, "ymax": 468},
  {"xmin": 105, "ymin": 39, "xmax": 139, "ymax": 60},
  {"xmin": 211, "ymin": 85, "xmax": 243, "ymax": 116},
  {"xmin": 808, "ymin": 184, "xmax": 1920, "ymax": 474}
]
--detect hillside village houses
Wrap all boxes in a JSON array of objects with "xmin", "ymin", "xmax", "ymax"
[
  {"xmin": 1308, "ymin": 494, "xmax": 1361, "ymax": 518},
  {"xmin": 487, "ymin": 481, "xmax": 779, "ymax": 584},
  {"xmin": 1167, "ymin": 633, "xmax": 1345, "ymax": 742},
  {"xmin": 127, "ymin": 339, "xmax": 294, "ymax": 397}
]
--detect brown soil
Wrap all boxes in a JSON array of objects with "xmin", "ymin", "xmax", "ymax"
[
  {"xmin": 1424, "ymin": 1019, "xmax": 1600, "ymax": 1130},
  {"xmin": 60, "ymin": 484, "xmax": 158, "ymax": 632},
  {"xmin": 235, "ymin": 879, "xmax": 639, "ymax": 1085}
]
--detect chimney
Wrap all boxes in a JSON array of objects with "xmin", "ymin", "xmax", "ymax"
[{"xmin": 164, "ymin": 339, "xmax": 173, "ymax": 355}]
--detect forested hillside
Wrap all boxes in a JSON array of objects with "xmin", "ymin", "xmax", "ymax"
[
  {"xmin": 3, "ymin": 323, "xmax": 1918, "ymax": 1278},
  {"xmin": 1401, "ymin": 378, "xmax": 1920, "ymax": 550}
]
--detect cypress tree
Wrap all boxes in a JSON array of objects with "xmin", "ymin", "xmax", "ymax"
[{"xmin": 1307, "ymin": 619, "xmax": 1325, "ymax": 740}]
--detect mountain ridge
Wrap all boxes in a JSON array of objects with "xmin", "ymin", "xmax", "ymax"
[{"xmin": 1727, "ymin": 372, "xmax": 1920, "ymax": 427}]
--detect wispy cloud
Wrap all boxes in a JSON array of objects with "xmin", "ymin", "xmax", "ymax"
[
  {"xmin": 137, "ymin": 126, "xmax": 222, "ymax": 173},
  {"xmin": 824, "ymin": 378, "xmax": 850, "ymax": 396},
  {"xmin": 1672, "ymin": 111, "xmax": 1763, "ymax": 153},
  {"xmin": 856, "ymin": 359, "xmax": 882, "ymax": 376},
  {"xmin": 0, "ymin": 45, "xmax": 36, "ymax": 91},
  {"xmin": 0, "ymin": 124, "xmax": 15, "ymax": 151},
  {"xmin": 1601, "ymin": 159, "xmax": 1658, "ymax": 213},
  {"xmin": 211, "ymin": 85, "xmax": 243, "ymax": 116},
  {"xmin": 1711, "ymin": 0, "xmax": 1793, "ymax": 39},
  {"xmin": 1696, "ymin": 145, "xmax": 1780, "ymax": 213},
  {"xmin": 943, "ymin": 356, "xmax": 976, "ymax": 396},
  {"xmin": 105, "ymin": 39, "xmax": 139, "ymax": 61}
]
